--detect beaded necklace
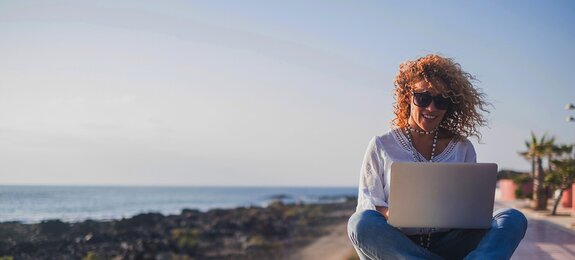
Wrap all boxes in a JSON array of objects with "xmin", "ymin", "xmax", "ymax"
[
  {"xmin": 404, "ymin": 126, "xmax": 438, "ymax": 162},
  {"xmin": 407, "ymin": 125, "xmax": 438, "ymax": 135},
  {"xmin": 404, "ymin": 126, "xmax": 438, "ymax": 248}
]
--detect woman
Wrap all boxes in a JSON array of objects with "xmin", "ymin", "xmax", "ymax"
[{"xmin": 347, "ymin": 54, "xmax": 527, "ymax": 260}]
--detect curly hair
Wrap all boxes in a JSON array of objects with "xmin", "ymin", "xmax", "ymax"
[{"xmin": 392, "ymin": 54, "xmax": 490, "ymax": 140}]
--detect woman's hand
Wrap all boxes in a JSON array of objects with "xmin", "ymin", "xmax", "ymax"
[{"xmin": 375, "ymin": 206, "xmax": 389, "ymax": 220}]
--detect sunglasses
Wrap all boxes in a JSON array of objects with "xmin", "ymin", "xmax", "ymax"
[{"xmin": 411, "ymin": 91, "xmax": 452, "ymax": 110}]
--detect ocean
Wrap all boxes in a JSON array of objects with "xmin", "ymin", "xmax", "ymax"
[{"xmin": 0, "ymin": 185, "xmax": 357, "ymax": 223}]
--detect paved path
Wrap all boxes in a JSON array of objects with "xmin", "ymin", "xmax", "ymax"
[
  {"xmin": 512, "ymin": 218, "xmax": 575, "ymax": 259},
  {"xmin": 496, "ymin": 201, "xmax": 575, "ymax": 259}
]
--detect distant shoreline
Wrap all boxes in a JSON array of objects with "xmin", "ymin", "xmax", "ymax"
[
  {"xmin": 0, "ymin": 184, "xmax": 357, "ymax": 189},
  {"xmin": 1, "ymin": 195, "xmax": 356, "ymax": 224},
  {"xmin": 0, "ymin": 185, "xmax": 357, "ymax": 224}
]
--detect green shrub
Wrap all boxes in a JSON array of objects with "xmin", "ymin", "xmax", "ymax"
[
  {"xmin": 511, "ymin": 174, "xmax": 531, "ymax": 185},
  {"xmin": 246, "ymin": 235, "xmax": 278, "ymax": 249},
  {"xmin": 83, "ymin": 251, "xmax": 104, "ymax": 260},
  {"xmin": 171, "ymin": 228, "xmax": 200, "ymax": 250},
  {"xmin": 515, "ymin": 188, "xmax": 524, "ymax": 199}
]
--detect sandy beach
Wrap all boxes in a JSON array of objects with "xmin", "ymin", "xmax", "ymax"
[
  {"xmin": 291, "ymin": 209, "xmax": 356, "ymax": 260},
  {"xmin": 291, "ymin": 222, "xmax": 356, "ymax": 260}
]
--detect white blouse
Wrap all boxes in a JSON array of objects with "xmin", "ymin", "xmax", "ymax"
[{"xmin": 355, "ymin": 128, "xmax": 477, "ymax": 234}]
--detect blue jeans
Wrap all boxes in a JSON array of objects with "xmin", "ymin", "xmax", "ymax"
[{"xmin": 347, "ymin": 208, "xmax": 527, "ymax": 260}]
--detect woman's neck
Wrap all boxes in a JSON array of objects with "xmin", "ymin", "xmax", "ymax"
[
  {"xmin": 406, "ymin": 123, "xmax": 438, "ymax": 138},
  {"xmin": 410, "ymin": 132, "xmax": 436, "ymax": 143}
]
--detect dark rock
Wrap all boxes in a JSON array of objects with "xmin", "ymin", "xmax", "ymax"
[
  {"xmin": 39, "ymin": 219, "xmax": 71, "ymax": 237},
  {"xmin": 125, "ymin": 213, "xmax": 164, "ymax": 227},
  {"xmin": 267, "ymin": 194, "xmax": 292, "ymax": 200},
  {"xmin": 0, "ymin": 197, "xmax": 357, "ymax": 259}
]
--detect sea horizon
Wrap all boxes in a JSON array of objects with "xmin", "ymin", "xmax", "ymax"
[
  {"xmin": 0, "ymin": 183, "xmax": 357, "ymax": 188},
  {"xmin": 0, "ymin": 185, "xmax": 357, "ymax": 224}
]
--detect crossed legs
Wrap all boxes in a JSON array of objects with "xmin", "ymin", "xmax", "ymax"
[{"xmin": 347, "ymin": 208, "xmax": 527, "ymax": 260}]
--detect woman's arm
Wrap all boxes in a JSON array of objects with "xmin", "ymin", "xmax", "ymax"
[
  {"xmin": 357, "ymin": 136, "xmax": 389, "ymax": 211},
  {"xmin": 375, "ymin": 206, "xmax": 389, "ymax": 220},
  {"xmin": 464, "ymin": 139, "xmax": 477, "ymax": 163}
]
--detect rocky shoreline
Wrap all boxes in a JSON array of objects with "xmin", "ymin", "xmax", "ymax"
[{"xmin": 0, "ymin": 197, "xmax": 356, "ymax": 259}]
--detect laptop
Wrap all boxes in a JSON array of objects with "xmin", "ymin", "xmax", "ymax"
[{"xmin": 388, "ymin": 162, "xmax": 498, "ymax": 229}]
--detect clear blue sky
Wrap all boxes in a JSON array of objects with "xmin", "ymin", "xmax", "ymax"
[{"xmin": 1, "ymin": 0, "xmax": 574, "ymax": 186}]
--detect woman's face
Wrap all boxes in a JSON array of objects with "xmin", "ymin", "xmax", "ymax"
[{"xmin": 408, "ymin": 81, "xmax": 448, "ymax": 132}]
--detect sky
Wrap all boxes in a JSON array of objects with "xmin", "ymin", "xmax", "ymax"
[{"xmin": 1, "ymin": 0, "xmax": 575, "ymax": 187}]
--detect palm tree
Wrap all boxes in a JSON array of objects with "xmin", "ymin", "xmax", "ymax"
[
  {"xmin": 544, "ymin": 143, "xmax": 574, "ymax": 215},
  {"xmin": 546, "ymin": 156, "xmax": 575, "ymax": 215},
  {"xmin": 519, "ymin": 132, "xmax": 551, "ymax": 210},
  {"xmin": 544, "ymin": 136, "xmax": 557, "ymax": 172},
  {"xmin": 557, "ymin": 144, "xmax": 574, "ymax": 159}
]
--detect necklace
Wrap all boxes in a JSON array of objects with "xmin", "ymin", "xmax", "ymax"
[
  {"xmin": 418, "ymin": 228, "xmax": 436, "ymax": 249},
  {"xmin": 407, "ymin": 125, "xmax": 438, "ymax": 135},
  {"xmin": 404, "ymin": 127, "xmax": 439, "ymax": 248},
  {"xmin": 403, "ymin": 127, "xmax": 439, "ymax": 162}
]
